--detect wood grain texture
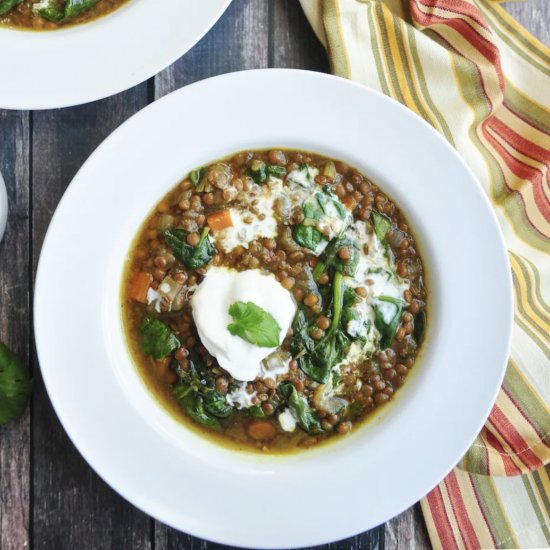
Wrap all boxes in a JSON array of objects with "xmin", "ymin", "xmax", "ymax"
[
  {"xmin": 155, "ymin": 0, "xmax": 269, "ymax": 99},
  {"xmin": 0, "ymin": 110, "xmax": 31, "ymax": 550},
  {"xmin": 30, "ymin": 89, "xmax": 152, "ymax": 550}
]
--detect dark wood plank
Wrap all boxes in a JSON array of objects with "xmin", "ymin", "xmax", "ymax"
[
  {"xmin": 30, "ymin": 88, "xmax": 153, "ymax": 550},
  {"xmin": 0, "ymin": 109, "xmax": 31, "ymax": 550},
  {"xmin": 155, "ymin": 0, "xmax": 269, "ymax": 99},
  {"xmin": 385, "ymin": 505, "xmax": 431, "ymax": 550},
  {"xmin": 272, "ymin": 0, "xmax": 329, "ymax": 72}
]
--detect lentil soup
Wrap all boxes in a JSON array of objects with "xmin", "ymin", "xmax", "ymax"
[
  {"xmin": 123, "ymin": 150, "xmax": 428, "ymax": 453},
  {"xmin": 0, "ymin": 0, "xmax": 129, "ymax": 30}
]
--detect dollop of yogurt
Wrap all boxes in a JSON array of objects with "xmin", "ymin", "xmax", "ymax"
[{"xmin": 191, "ymin": 267, "xmax": 297, "ymax": 381}]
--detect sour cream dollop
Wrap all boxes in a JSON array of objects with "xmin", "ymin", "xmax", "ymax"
[{"xmin": 191, "ymin": 267, "xmax": 297, "ymax": 381}]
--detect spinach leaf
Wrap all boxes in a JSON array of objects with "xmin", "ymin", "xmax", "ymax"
[
  {"xmin": 227, "ymin": 301, "xmax": 281, "ymax": 348},
  {"xmin": 293, "ymin": 224, "xmax": 325, "ymax": 252},
  {"xmin": 372, "ymin": 295, "xmax": 407, "ymax": 348},
  {"xmin": 306, "ymin": 330, "xmax": 349, "ymax": 383},
  {"xmin": 414, "ymin": 310, "xmax": 426, "ymax": 344},
  {"xmin": 286, "ymin": 164, "xmax": 317, "ymax": 187},
  {"xmin": 341, "ymin": 287, "xmax": 372, "ymax": 340},
  {"xmin": 316, "ymin": 189, "xmax": 347, "ymax": 220},
  {"xmin": 202, "ymin": 392, "xmax": 233, "ymax": 418},
  {"xmin": 247, "ymin": 161, "xmax": 267, "ymax": 184},
  {"xmin": 0, "ymin": 343, "xmax": 32, "ymax": 425},
  {"xmin": 371, "ymin": 210, "xmax": 393, "ymax": 243},
  {"xmin": 190, "ymin": 167, "xmax": 205, "ymax": 186},
  {"xmin": 65, "ymin": 0, "xmax": 100, "ymax": 18},
  {"xmin": 173, "ymin": 353, "xmax": 233, "ymax": 428},
  {"xmin": 178, "ymin": 392, "xmax": 220, "ymax": 429},
  {"xmin": 0, "ymin": 0, "xmax": 22, "ymax": 16},
  {"xmin": 280, "ymin": 383, "xmax": 322, "ymax": 434},
  {"xmin": 139, "ymin": 315, "xmax": 180, "ymax": 360},
  {"xmin": 34, "ymin": 0, "xmax": 99, "ymax": 22},
  {"xmin": 312, "ymin": 235, "xmax": 360, "ymax": 280},
  {"xmin": 293, "ymin": 272, "xmax": 349, "ymax": 384},
  {"xmin": 266, "ymin": 165, "xmax": 286, "ymax": 179},
  {"xmin": 164, "ymin": 227, "xmax": 216, "ymax": 270},
  {"xmin": 249, "ymin": 405, "xmax": 266, "ymax": 418},
  {"xmin": 33, "ymin": 0, "xmax": 65, "ymax": 21},
  {"xmin": 290, "ymin": 308, "xmax": 315, "ymax": 357}
]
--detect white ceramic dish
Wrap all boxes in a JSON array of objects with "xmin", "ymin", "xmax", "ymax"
[
  {"xmin": 34, "ymin": 69, "xmax": 513, "ymax": 548},
  {"xmin": 0, "ymin": 0, "xmax": 231, "ymax": 110}
]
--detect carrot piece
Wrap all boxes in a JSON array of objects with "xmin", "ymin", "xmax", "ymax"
[
  {"xmin": 342, "ymin": 195, "xmax": 357, "ymax": 212},
  {"xmin": 206, "ymin": 209, "xmax": 233, "ymax": 231},
  {"xmin": 157, "ymin": 358, "xmax": 177, "ymax": 384},
  {"xmin": 128, "ymin": 271, "xmax": 153, "ymax": 303},
  {"xmin": 247, "ymin": 420, "xmax": 277, "ymax": 441}
]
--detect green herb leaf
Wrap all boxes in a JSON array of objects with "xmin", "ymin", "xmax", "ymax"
[
  {"xmin": 372, "ymin": 295, "xmax": 407, "ymax": 348},
  {"xmin": 33, "ymin": 0, "xmax": 64, "ymax": 21},
  {"xmin": 64, "ymin": 0, "xmax": 100, "ymax": 18},
  {"xmin": 139, "ymin": 315, "xmax": 180, "ymax": 360},
  {"xmin": 0, "ymin": 0, "xmax": 22, "ymax": 16},
  {"xmin": 190, "ymin": 167, "xmax": 205, "ymax": 186},
  {"xmin": 292, "ymin": 224, "xmax": 325, "ymax": 252},
  {"xmin": 177, "ymin": 391, "xmax": 221, "ymax": 429},
  {"xmin": 202, "ymin": 393, "xmax": 233, "ymax": 418},
  {"xmin": 247, "ymin": 162, "xmax": 267, "ymax": 184},
  {"xmin": 249, "ymin": 405, "xmax": 266, "ymax": 418},
  {"xmin": 280, "ymin": 383, "xmax": 322, "ymax": 434},
  {"xmin": 286, "ymin": 164, "xmax": 316, "ymax": 187},
  {"xmin": 266, "ymin": 165, "xmax": 286, "ymax": 178},
  {"xmin": 292, "ymin": 272, "xmax": 349, "ymax": 384},
  {"xmin": 0, "ymin": 343, "xmax": 32, "ymax": 425},
  {"xmin": 414, "ymin": 310, "xmax": 426, "ymax": 344},
  {"xmin": 227, "ymin": 301, "xmax": 281, "ymax": 348},
  {"xmin": 371, "ymin": 210, "xmax": 393, "ymax": 243},
  {"xmin": 172, "ymin": 352, "xmax": 233, "ymax": 426},
  {"xmin": 164, "ymin": 227, "xmax": 216, "ymax": 270},
  {"xmin": 312, "ymin": 235, "xmax": 360, "ymax": 280}
]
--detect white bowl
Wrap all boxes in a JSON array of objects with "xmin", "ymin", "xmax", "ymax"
[
  {"xmin": 34, "ymin": 69, "xmax": 513, "ymax": 548},
  {"xmin": 0, "ymin": 0, "xmax": 231, "ymax": 109}
]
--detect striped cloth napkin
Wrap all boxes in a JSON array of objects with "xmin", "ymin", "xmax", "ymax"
[{"xmin": 298, "ymin": 0, "xmax": 550, "ymax": 547}]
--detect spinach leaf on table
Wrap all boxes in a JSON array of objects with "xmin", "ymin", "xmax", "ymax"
[
  {"xmin": 0, "ymin": 343, "xmax": 32, "ymax": 425},
  {"xmin": 164, "ymin": 227, "xmax": 216, "ymax": 270},
  {"xmin": 279, "ymin": 383, "xmax": 322, "ymax": 435},
  {"xmin": 227, "ymin": 301, "xmax": 281, "ymax": 348},
  {"xmin": 0, "ymin": 0, "xmax": 22, "ymax": 16},
  {"xmin": 139, "ymin": 315, "xmax": 180, "ymax": 360}
]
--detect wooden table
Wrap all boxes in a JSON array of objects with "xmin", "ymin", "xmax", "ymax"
[{"xmin": 1, "ymin": 2, "xmax": 548, "ymax": 549}]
